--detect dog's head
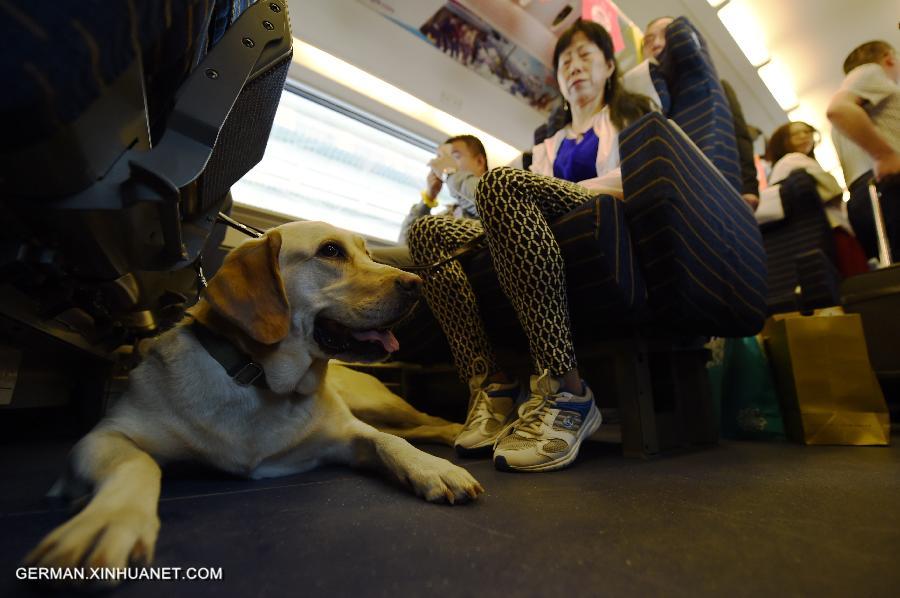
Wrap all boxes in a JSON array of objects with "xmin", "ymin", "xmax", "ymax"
[{"xmin": 202, "ymin": 221, "xmax": 421, "ymax": 364}]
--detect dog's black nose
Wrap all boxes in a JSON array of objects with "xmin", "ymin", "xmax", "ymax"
[{"xmin": 395, "ymin": 273, "xmax": 422, "ymax": 298}]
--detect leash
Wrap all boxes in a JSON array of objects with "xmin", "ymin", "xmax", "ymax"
[
  {"xmin": 211, "ymin": 212, "xmax": 485, "ymax": 274},
  {"xmin": 193, "ymin": 213, "xmax": 266, "ymax": 292},
  {"xmin": 397, "ymin": 234, "xmax": 486, "ymax": 272},
  {"xmin": 186, "ymin": 215, "xmax": 270, "ymax": 387},
  {"xmin": 217, "ymin": 212, "xmax": 265, "ymax": 239}
]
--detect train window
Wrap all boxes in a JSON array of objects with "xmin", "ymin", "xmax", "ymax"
[{"xmin": 232, "ymin": 84, "xmax": 442, "ymax": 242}]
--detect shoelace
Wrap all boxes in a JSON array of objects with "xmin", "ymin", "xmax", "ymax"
[
  {"xmin": 467, "ymin": 389, "xmax": 498, "ymax": 430},
  {"xmin": 502, "ymin": 370, "xmax": 557, "ymax": 439},
  {"xmin": 513, "ymin": 397, "xmax": 555, "ymax": 438},
  {"xmin": 465, "ymin": 357, "xmax": 496, "ymax": 430}
]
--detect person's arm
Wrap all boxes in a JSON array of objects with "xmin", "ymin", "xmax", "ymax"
[
  {"xmin": 397, "ymin": 201, "xmax": 432, "ymax": 244},
  {"xmin": 529, "ymin": 140, "xmax": 553, "ymax": 177},
  {"xmin": 425, "ymin": 171, "xmax": 442, "ymax": 205},
  {"xmin": 574, "ymin": 167, "xmax": 624, "ymax": 199},
  {"xmin": 721, "ymin": 80, "xmax": 760, "ymax": 209},
  {"xmin": 826, "ymin": 66, "xmax": 900, "ymax": 181},
  {"xmin": 428, "ymin": 151, "xmax": 481, "ymax": 218}
]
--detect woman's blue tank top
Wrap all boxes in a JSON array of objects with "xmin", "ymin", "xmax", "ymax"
[{"xmin": 553, "ymin": 128, "xmax": 599, "ymax": 182}]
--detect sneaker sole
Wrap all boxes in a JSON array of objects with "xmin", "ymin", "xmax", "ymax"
[
  {"xmin": 494, "ymin": 404, "xmax": 602, "ymax": 473},
  {"xmin": 454, "ymin": 443, "xmax": 494, "ymax": 458},
  {"xmin": 455, "ymin": 430, "xmax": 508, "ymax": 457}
]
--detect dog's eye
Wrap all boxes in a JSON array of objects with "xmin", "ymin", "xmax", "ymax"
[{"xmin": 317, "ymin": 242, "xmax": 345, "ymax": 259}]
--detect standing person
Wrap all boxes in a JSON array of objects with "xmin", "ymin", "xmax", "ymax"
[
  {"xmin": 407, "ymin": 20, "xmax": 654, "ymax": 472},
  {"xmin": 643, "ymin": 16, "xmax": 760, "ymax": 211},
  {"xmin": 827, "ymin": 40, "xmax": 900, "ymax": 259},
  {"xmin": 765, "ymin": 121, "xmax": 869, "ymax": 277}
]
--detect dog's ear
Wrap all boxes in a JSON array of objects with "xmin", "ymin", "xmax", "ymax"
[{"xmin": 204, "ymin": 230, "xmax": 290, "ymax": 345}]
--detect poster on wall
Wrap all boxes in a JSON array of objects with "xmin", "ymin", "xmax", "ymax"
[
  {"xmin": 581, "ymin": 0, "xmax": 643, "ymax": 69},
  {"xmin": 357, "ymin": 0, "xmax": 644, "ymax": 114},
  {"xmin": 419, "ymin": 2, "xmax": 563, "ymax": 114},
  {"xmin": 358, "ymin": 0, "xmax": 563, "ymax": 115}
]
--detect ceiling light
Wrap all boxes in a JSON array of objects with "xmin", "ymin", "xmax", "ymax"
[
  {"xmin": 758, "ymin": 58, "xmax": 798, "ymax": 110},
  {"xmin": 293, "ymin": 38, "xmax": 522, "ymax": 166},
  {"xmin": 718, "ymin": 1, "xmax": 770, "ymax": 66},
  {"xmin": 707, "ymin": 0, "xmax": 728, "ymax": 7}
]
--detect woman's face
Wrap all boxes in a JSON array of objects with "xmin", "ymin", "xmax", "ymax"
[
  {"xmin": 556, "ymin": 31, "xmax": 615, "ymax": 107},
  {"xmin": 642, "ymin": 17, "xmax": 673, "ymax": 60},
  {"xmin": 788, "ymin": 122, "xmax": 816, "ymax": 155}
]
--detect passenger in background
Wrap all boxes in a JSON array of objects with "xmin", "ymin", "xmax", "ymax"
[
  {"xmin": 373, "ymin": 135, "xmax": 488, "ymax": 268},
  {"xmin": 827, "ymin": 40, "xmax": 900, "ymax": 259},
  {"xmin": 764, "ymin": 121, "xmax": 869, "ymax": 277},
  {"xmin": 747, "ymin": 124, "xmax": 771, "ymax": 193},
  {"xmin": 398, "ymin": 134, "xmax": 488, "ymax": 243},
  {"xmin": 643, "ymin": 16, "xmax": 760, "ymax": 211},
  {"xmin": 407, "ymin": 20, "xmax": 655, "ymax": 472}
]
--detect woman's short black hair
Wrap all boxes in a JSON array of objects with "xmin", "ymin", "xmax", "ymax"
[{"xmin": 445, "ymin": 134, "xmax": 488, "ymax": 170}]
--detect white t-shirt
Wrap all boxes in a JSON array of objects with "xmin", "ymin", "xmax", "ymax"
[
  {"xmin": 833, "ymin": 63, "xmax": 900, "ymax": 185},
  {"xmin": 762, "ymin": 152, "xmax": 850, "ymax": 231},
  {"xmin": 832, "ymin": 129, "xmax": 871, "ymax": 187},
  {"xmin": 529, "ymin": 106, "xmax": 623, "ymax": 198}
]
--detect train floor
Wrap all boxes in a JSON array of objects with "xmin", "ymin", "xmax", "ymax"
[{"xmin": 2, "ymin": 435, "xmax": 898, "ymax": 597}]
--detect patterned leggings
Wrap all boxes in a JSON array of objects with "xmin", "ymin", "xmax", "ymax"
[{"xmin": 406, "ymin": 167, "xmax": 596, "ymax": 381}]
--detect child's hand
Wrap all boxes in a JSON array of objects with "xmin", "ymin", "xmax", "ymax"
[
  {"xmin": 875, "ymin": 151, "xmax": 900, "ymax": 182},
  {"xmin": 428, "ymin": 154, "xmax": 458, "ymax": 179},
  {"xmin": 426, "ymin": 171, "xmax": 443, "ymax": 200},
  {"xmin": 436, "ymin": 143, "xmax": 455, "ymax": 158},
  {"xmin": 742, "ymin": 194, "xmax": 760, "ymax": 212}
]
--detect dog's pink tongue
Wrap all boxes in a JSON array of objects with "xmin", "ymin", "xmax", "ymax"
[{"xmin": 351, "ymin": 330, "xmax": 400, "ymax": 353}]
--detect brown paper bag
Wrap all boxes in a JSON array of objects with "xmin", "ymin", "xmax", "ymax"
[{"xmin": 763, "ymin": 311, "xmax": 890, "ymax": 446}]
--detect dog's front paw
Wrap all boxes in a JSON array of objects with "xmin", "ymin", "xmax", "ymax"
[
  {"xmin": 24, "ymin": 505, "xmax": 159, "ymax": 586},
  {"xmin": 404, "ymin": 453, "xmax": 484, "ymax": 504}
]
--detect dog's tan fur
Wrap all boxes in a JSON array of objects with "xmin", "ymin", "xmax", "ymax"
[
  {"xmin": 332, "ymin": 364, "xmax": 463, "ymax": 446},
  {"xmin": 24, "ymin": 221, "xmax": 480, "ymax": 580}
]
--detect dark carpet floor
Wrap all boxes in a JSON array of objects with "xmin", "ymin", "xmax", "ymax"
[{"xmin": 1, "ymin": 437, "xmax": 898, "ymax": 597}]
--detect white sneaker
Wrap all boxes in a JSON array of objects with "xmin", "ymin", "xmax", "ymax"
[
  {"xmin": 454, "ymin": 369, "xmax": 524, "ymax": 457},
  {"xmin": 493, "ymin": 371, "xmax": 601, "ymax": 472}
]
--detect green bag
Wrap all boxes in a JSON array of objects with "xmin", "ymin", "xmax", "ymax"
[
  {"xmin": 705, "ymin": 337, "xmax": 726, "ymax": 425},
  {"xmin": 717, "ymin": 337, "xmax": 786, "ymax": 440}
]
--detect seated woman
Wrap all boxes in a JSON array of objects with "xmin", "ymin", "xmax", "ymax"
[
  {"xmin": 406, "ymin": 20, "xmax": 654, "ymax": 473},
  {"xmin": 764, "ymin": 121, "xmax": 869, "ymax": 277}
]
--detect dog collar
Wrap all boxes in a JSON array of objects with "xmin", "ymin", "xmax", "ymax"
[{"xmin": 188, "ymin": 320, "xmax": 269, "ymax": 389}]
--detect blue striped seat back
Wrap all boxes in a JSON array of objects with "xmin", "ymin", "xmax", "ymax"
[
  {"xmin": 660, "ymin": 17, "xmax": 741, "ymax": 193},
  {"xmin": 648, "ymin": 62, "xmax": 671, "ymax": 114},
  {"xmin": 760, "ymin": 170, "xmax": 839, "ymax": 312},
  {"xmin": 620, "ymin": 112, "xmax": 768, "ymax": 336}
]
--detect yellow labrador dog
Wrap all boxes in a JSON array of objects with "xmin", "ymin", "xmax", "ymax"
[{"xmin": 25, "ymin": 221, "xmax": 482, "ymax": 576}]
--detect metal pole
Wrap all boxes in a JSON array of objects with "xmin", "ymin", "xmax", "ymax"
[{"xmin": 868, "ymin": 180, "xmax": 893, "ymax": 267}]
